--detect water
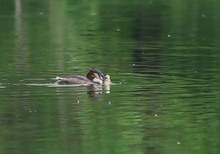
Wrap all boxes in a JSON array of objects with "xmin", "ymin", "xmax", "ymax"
[{"xmin": 1, "ymin": 0, "xmax": 220, "ymax": 154}]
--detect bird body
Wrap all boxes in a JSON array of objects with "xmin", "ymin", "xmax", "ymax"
[{"xmin": 55, "ymin": 68, "xmax": 111, "ymax": 85}]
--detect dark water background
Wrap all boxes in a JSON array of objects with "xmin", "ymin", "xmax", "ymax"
[{"xmin": 1, "ymin": 0, "xmax": 220, "ymax": 154}]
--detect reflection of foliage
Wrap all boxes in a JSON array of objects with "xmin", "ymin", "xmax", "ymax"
[{"xmin": 1, "ymin": 0, "xmax": 220, "ymax": 78}]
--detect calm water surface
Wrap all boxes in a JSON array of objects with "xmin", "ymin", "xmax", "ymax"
[{"xmin": 1, "ymin": 0, "xmax": 220, "ymax": 154}]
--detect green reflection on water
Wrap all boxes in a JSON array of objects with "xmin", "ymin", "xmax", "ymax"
[{"xmin": 1, "ymin": 0, "xmax": 220, "ymax": 154}]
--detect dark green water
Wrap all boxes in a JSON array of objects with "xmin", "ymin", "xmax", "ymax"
[{"xmin": 1, "ymin": 0, "xmax": 220, "ymax": 154}]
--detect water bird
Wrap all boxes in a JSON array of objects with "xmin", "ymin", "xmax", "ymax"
[{"xmin": 55, "ymin": 68, "xmax": 111, "ymax": 85}]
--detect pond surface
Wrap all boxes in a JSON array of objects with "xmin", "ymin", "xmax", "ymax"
[{"xmin": 1, "ymin": 0, "xmax": 220, "ymax": 154}]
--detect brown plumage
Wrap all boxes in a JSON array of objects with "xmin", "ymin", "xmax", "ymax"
[
  {"xmin": 55, "ymin": 68, "xmax": 106, "ymax": 85},
  {"xmin": 56, "ymin": 75, "xmax": 95, "ymax": 84}
]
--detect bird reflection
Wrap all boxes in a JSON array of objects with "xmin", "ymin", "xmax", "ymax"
[{"xmin": 87, "ymin": 84, "xmax": 111, "ymax": 99}]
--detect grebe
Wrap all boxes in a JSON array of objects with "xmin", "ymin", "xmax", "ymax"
[{"xmin": 55, "ymin": 68, "xmax": 111, "ymax": 85}]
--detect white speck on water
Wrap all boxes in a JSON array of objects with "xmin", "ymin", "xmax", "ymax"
[
  {"xmin": 117, "ymin": 28, "xmax": 120, "ymax": 31},
  {"xmin": 77, "ymin": 100, "xmax": 80, "ymax": 104},
  {"xmin": 202, "ymin": 14, "xmax": 205, "ymax": 18},
  {"xmin": 109, "ymin": 101, "xmax": 111, "ymax": 105},
  {"xmin": 168, "ymin": 34, "xmax": 171, "ymax": 37},
  {"xmin": 177, "ymin": 141, "xmax": 181, "ymax": 145},
  {"xmin": 29, "ymin": 110, "xmax": 32, "ymax": 113},
  {"xmin": 132, "ymin": 63, "xmax": 136, "ymax": 66},
  {"xmin": 172, "ymin": 76, "xmax": 176, "ymax": 79},
  {"xmin": 155, "ymin": 114, "xmax": 158, "ymax": 117}
]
